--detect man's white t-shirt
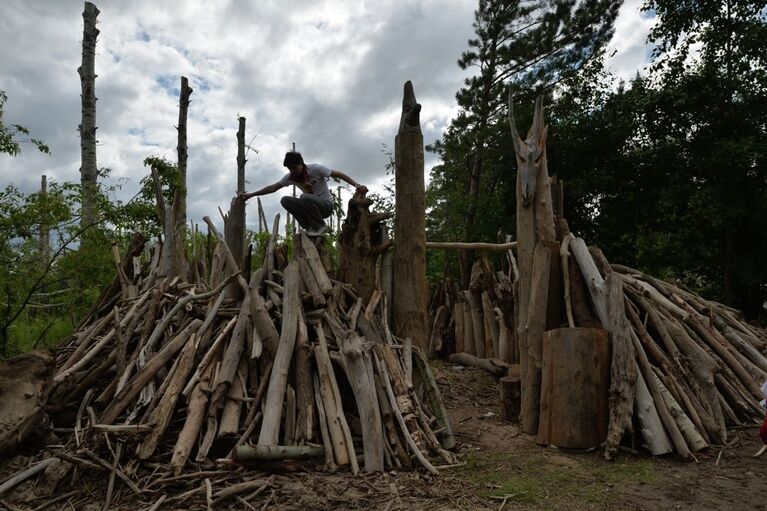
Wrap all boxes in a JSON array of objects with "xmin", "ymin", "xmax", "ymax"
[{"xmin": 278, "ymin": 163, "xmax": 333, "ymax": 203}]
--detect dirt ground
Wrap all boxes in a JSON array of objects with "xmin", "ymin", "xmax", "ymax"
[{"xmin": 1, "ymin": 360, "xmax": 765, "ymax": 511}]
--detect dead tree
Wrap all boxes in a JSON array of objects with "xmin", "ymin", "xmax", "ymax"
[
  {"xmin": 225, "ymin": 117, "xmax": 247, "ymax": 271},
  {"xmin": 78, "ymin": 1, "xmax": 99, "ymax": 228},
  {"xmin": 176, "ymin": 76, "xmax": 192, "ymax": 242},
  {"xmin": 392, "ymin": 81, "xmax": 428, "ymax": 350},
  {"xmin": 336, "ymin": 189, "xmax": 392, "ymax": 304}
]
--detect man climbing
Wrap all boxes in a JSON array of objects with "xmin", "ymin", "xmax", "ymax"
[{"xmin": 240, "ymin": 151, "xmax": 367, "ymax": 236}]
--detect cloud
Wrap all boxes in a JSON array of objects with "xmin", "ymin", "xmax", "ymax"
[{"xmin": 1, "ymin": 0, "xmax": 654, "ymax": 232}]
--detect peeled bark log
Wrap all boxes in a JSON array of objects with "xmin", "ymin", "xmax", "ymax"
[
  {"xmin": 634, "ymin": 368, "xmax": 673, "ymax": 456},
  {"xmin": 258, "ymin": 262, "xmax": 300, "ymax": 445}
]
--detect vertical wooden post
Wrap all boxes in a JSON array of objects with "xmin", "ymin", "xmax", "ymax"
[
  {"xmin": 393, "ymin": 81, "xmax": 428, "ymax": 350},
  {"xmin": 509, "ymin": 95, "xmax": 556, "ymax": 435},
  {"xmin": 78, "ymin": 1, "xmax": 99, "ymax": 228}
]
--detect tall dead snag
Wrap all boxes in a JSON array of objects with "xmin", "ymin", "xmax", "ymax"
[
  {"xmin": 39, "ymin": 175, "xmax": 50, "ymax": 261},
  {"xmin": 509, "ymin": 95, "xmax": 556, "ymax": 435},
  {"xmin": 393, "ymin": 81, "xmax": 428, "ymax": 350},
  {"xmin": 225, "ymin": 117, "xmax": 247, "ymax": 271},
  {"xmin": 78, "ymin": 1, "xmax": 99, "ymax": 228},
  {"xmin": 337, "ymin": 189, "xmax": 392, "ymax": 304},
  {"xmin": 176, "ymin": 76, "xmax": 192, "ymax": 237}
]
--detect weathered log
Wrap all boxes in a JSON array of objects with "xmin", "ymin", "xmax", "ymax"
[
  {"xmin": 448, "ymin": 352, "xmax": 507, "ymax": 376},
  {"xmin": 520, "ymin": 243, "xmax": 551, "ymax": 435},
  {"xmin": 652, "ymin": 371, "xmax": 707, "ymax": 452},
  {"xmin": 569, "ymin": 237, "xmax": 607, "ymax": 325},
  {"xmin": 337, "ymin": 189, "xmax": 392, "ymax": 304},
  {"xmin": 634, "ymin": 368, "xmax": 673, "ymax": 456},
  {"xmin": 313, "ymin": 324, "xmax": 356, "ymax": 470},
  {"xmin": 393, "ymin": 81, "xmax": 428, "ymax": 350},
  {"xmin": 218, "ymin": 358, "xmax": 247, "ymax": 438},
  {"xmin": 294, "ymin": 312, "xmax": 315, "ymax": 444},
  {"xmin": 413, "ymin": 347, "xmax": 456, "ymax": 449},
  {"xmin": 537, "ymin": 327, "xmax": 609, "ymax": 448},
  {"xmin": 258, "ymin": 262, "xmax": 300, "ymax": 446},
  {"xmin": 631, "ymin": 330, "xmax": 691, "ymax": 458},
  {"xmin": 100, "ymin": 319, "xmax": 202, "ymax": 425},
  {"xmin": 298, "ymin": 233, "xmax": 333, "ymax": 295},
  {"xmin": 137, "ymin": 332, "xmax": 199, "ymax": 459},
  {"xmin": 330, "ymin": 315, "xmax": 384, "ymax": 471},
  {"xmin": 602, "ymin": 273, "xmax": 638, "ymax": 460},
  {"xmin": 234, "ymin": 444, "xmax": 324, "ymax": 461}
]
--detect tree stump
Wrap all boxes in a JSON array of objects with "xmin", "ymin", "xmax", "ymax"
[
  {"xmin": 336, "ymin": 189, "xmax": 392, "ymax": 305},
  {"xmin": 537, "ymin": 327, "xmax": 610, "ymax": 448}
]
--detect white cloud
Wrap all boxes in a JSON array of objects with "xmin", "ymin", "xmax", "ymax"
[{"xmin": 1, "ymin": 0, "xmax": 654, "ymax": 232}]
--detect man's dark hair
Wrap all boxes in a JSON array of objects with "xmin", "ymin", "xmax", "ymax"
[{"xmin": 283, "ymin": 151, "xmax": 304, "ymax": 168}]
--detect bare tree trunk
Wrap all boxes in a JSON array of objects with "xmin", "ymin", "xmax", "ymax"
[
  {"xmin": 78, "ymin": 1, "xmax": 99, "ymax": 228},
  {"xmin": 225, "ymin": 117, "xmax": 247, "ymax": 270},
  {"xmin": 176, "ymin": 76, "xmax": 192, "ymax": 239},
  {"xmin": 39, "ymin": 175, "xmax": 50, "ymax": 261},
  {"xmin": 393, "ymin": 81, "xmax": 428, "ymax": 350}
]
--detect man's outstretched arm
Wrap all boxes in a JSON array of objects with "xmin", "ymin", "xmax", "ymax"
[
  {"xmin": 239, "ymin": 181, "xmax": 284, "ymax": 201},
  {"xmin": 330, "ymin": 170, "xmax": 367, "ymax": 193}
]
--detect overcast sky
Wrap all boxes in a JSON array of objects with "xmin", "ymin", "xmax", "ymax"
[{"xmin": 0, "ymin": 0, "xmax": 654, "ymax": 231}]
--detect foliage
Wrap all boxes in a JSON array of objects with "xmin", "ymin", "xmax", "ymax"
[
  {"xmin": 427, "ymin": 0, "xmax": 622, "ymax": 284},
  {"xmin": 427, "ymin": 0, "xmax": 767, "ymax": 317},
  {"xmin": 0, "ymin": 90, "xmax": 50, "ymax": 156}
]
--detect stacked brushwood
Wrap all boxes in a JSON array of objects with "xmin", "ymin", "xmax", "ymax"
[
  {"xmin": 1, "ymin": 222, "xmax": 455, "ymax": 507},
  {"xmin": 506, "ymin": 95, "xmax": 767, "ymax": 460},
  {"xmin": 585, "ymin": 251, "xmax": 767, "ymax": 458},
  {"xmin": 427, "ymin": 255, "xmax": 516, "ymax": 375}
]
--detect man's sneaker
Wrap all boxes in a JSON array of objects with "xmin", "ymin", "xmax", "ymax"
[{"xmin": 305, "ymin": 224, "xmax": 329, "ymax": 237}]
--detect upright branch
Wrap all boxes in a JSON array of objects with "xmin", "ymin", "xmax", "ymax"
[
  {"xmin": 393, "ymin": 81, "xmax": 428, "ymax": 350},
  {"xmin": 78, "ymin": 1, "xmax": 99, "ymax": 228}
]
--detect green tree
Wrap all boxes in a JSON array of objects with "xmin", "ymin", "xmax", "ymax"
[{"xmin": 428, "ymin": 0, "xmax": 622, "ymax": 284}]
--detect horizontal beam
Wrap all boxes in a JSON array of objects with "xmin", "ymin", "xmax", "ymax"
[{"xmin": 426, "ymin": 241, "xmax": 517, "ymax": 251}]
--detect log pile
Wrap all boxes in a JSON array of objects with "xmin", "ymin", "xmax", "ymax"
[
  {"xmin": 506, "ymin": 95, "xmax": 767, "ymax": 459},
  {"xmin": 3, "ymin": 224, "xmax": 455, "ymax": 505},
  {"xmin": 427, "ymin": 254, "xmax": 516, "ymax": 372}
]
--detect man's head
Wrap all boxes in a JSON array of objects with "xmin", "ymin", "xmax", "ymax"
[{"xmin": 283, "ymin": 151, "xmax": 306, "ymax": 181}]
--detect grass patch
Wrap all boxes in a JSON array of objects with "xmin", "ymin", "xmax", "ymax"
[{"xmin": 456, "ymin": 449, "xmax": 656, "ymax": 509}]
